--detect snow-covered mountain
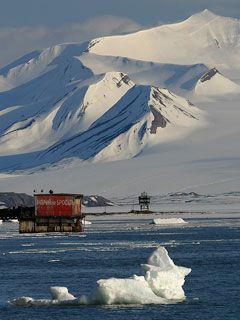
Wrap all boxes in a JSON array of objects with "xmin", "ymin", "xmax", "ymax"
[
  {"xmin": 0, "ymin": 26, "xmax": 209, "ymax": 169},
  {"xmin": 78, "ymin": 53, "xmax": 210, "ymax": 96},
  {"xmin": 0, "ymin": 9, "xmax": 240, "ymax": 196},
  {"xmin": 88, "ymin": 10, "xmax": 240, "ymax": 72},
  {"xmin": 39, "ymin": 84, "xmax": 202, "ymax": 164},
  {"xmin": 0, "ymin": 69, "xmax": 203, "ymax": 171},
  {"xmin": 195, "ymin": 68, "xmax": 240, "ymax": 97}
]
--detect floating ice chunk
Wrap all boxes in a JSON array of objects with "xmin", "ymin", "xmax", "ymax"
[
  {"xmin": 49, "ymin": 287, "xmax": 76, "ymax": 301},
  {"xmin": 89, "ymin": 275, "xmax": 168, "ymax": 305},
  {"xmin": 10, "ymin": 246, "xmax": 191, "ymax": 306},
  {"xmin": 141, "ymin": 247, "xmax": 191, "ymax": 300},
  {"xmin": 147, "ymin": 245, "xmax": 175, "ymax": 268},
  {"xmin": 11, "ymin": 295, "xmax": 77, "ymax": 307},
  {"xmin": 21, "ymin": 243, "xmax": 35, "ymax": 247},
  {"xmin": 10, "ymin": 296, "xmax": 35, "ymax": 306},
  {"xmin": 10, "ymin": 296, "xmax": 50, "ymax": 307},
  {"xmin": 152, "ymin": 218, "xmax": 187, "ymax": 225},
  {"xmin": 10, "ymin": 288, "xmax": 76, "ymax": 307},
  {"xmin": 84, "ymin": 220, "xmax": 92, "ymax": 225},
  {"xmin": 90, "ymin": 247, "xmax": 191, "ymax": 304}
]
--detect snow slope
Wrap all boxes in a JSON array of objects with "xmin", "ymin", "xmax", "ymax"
[
  {"xmin": 88, "ymin": 10, "xmax": 240, "ymax": 72},
  {"xmin": 0, "ymin": 44, "xmax": 99, "ymax": 155},
  {"xmin": 0, "ymin": 77, "xmax": 203, "ymax": 171},
  {"xmin": 195, "ymin": 68, "xmax": 240, "ymax": 97},
  {"xmin": 0, "ymin": 70, "xmax": 133, "ymax": 155},
  {"xmin": 0, "ymin": 38, "xmax": 207, "ymax": 158},
  {"xmin": 0, "ymin": 10, "xmax": 238, "ymax": 160},
  {"xmin": 0, "ymin": 42, "xmax": 89, "ymax": 92},
  {"xmin": 79, "ymin": 53, "xmax": 209, "ymax": 95},
  {"xmin": 0, "ymin": 90, "xmax": 239, "ymax": 197}
]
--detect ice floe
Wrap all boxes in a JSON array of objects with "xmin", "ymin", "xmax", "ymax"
[
  {"xmin": 10, "ymin": 246, "xmax": 191, "ymax": 306},
  {"xmin": 151, "ymin": 218, "xmax": 187, "ymax": 225}
]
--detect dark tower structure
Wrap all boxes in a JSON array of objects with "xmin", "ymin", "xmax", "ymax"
[{"xmin": 138, "ymin": 192, "xmax": 150, "ymax": 211}]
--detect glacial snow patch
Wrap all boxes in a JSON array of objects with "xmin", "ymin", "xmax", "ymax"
[{"xmin": 10, "ymin": 246, "xmax": 191, "ymax": 306}]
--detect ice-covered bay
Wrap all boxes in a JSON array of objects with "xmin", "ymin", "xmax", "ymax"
[{"xmin": 1, "ymin": 212, "xmax": 239, "ymax": 320}]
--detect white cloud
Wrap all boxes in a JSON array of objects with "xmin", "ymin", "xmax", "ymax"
[{"xmin": 0, "ymin": 16, "xmax": 142, "ymax": 68}]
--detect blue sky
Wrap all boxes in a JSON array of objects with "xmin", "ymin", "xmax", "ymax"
[
  {"xmin": 0, "ymin": 0, "xmax": 239, "ymax": 67},
  {"xmin": 1, "ymin": 0, "xmax": 239, "ymax": 27}
]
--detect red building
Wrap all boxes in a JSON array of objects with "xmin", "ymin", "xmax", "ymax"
[
  {"xmin": 19, "ymin": 193, "xmax": 84, "ymax": 233},
  {"xmin": 35, "ymin": 194, "xmax": 82, "ymax": 217}
]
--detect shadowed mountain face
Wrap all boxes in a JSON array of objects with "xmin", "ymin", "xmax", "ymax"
[
  {"xmin": 200, "ymin": 68, "xmax": 220, "ymax": 82},
  {"xmin": 0, "ymin": 54, "xmax": 203, "ymax": 172}
]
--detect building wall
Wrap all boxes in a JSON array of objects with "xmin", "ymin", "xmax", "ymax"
[
  {"xmin": 35, "ymin": 194, "xmax": 81, "ymax": 217},
  {"xmin": 19, "ymin": 220, "xmax": 35, "ymax": 233},
  {"xmin": 19, "ymin": 217, "xmax": 83, "ymax": 233}
]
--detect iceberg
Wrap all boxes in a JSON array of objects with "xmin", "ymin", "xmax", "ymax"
[
  {"xmin": 10, "ymin": 246, "xmax": 191, "ymax": 306},
  {"xmin": 151, "ymin": 218, "xmax": 187, "ymax": 225}
]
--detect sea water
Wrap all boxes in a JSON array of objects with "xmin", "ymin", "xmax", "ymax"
[{"xmin": 0, "ymin": 213, "xmax": 239, "ymax": 320}]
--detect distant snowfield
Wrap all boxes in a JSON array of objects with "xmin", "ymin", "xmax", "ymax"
[{"xmin": 0, "ymin": 10, "xmax": 240, "ymax": 197}]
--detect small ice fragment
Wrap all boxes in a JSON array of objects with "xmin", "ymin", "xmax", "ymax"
[
  {"xmin": 84, "ymin": 220, "xmax": 92, "ymax": 225},
  {"xmin": 151, "ymin": 218, "xmax": 187, "ymax": 225},
  {"xmin": 9, "ymin": 296, "xmax": 34, "ymax": 306}
]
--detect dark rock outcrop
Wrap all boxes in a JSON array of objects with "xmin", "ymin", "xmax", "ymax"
[
  {"xmin": 0, "ymin": 192, "xmax": 34, "ymax": 208},
  {"xmin": 0, "ymin": 192, "xmax": 114, "ymax": 208}
]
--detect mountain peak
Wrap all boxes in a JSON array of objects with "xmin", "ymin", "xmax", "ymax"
[
  {"xmin": 187, "ymin": 9, "xmax": 218, "ymax": 22},
  {"xmin": 199, "ymin": 68, "xmax": 220, "ymax": 83},
  {"xmin": 198, "ymin": 9, "xmax": 216, "ymax": 18},
  {"xmin": 195, "ymin": 67, "xmax": 240, "ymax": 97},
  {"xmin": 187, "ymin": 8, "xmax": 239, "ymax": 24},
  {"xmin": 101, "ymin": 72, "xmax": 133, "ymax": 88}
]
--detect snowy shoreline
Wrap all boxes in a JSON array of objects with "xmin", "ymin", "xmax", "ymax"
[{"xmin": 84, "ymin": 210, "xmax": 240, "ymax": 219}]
